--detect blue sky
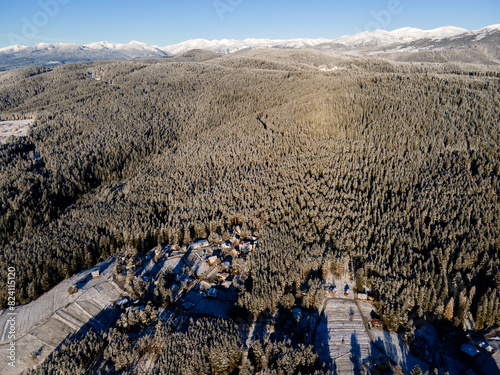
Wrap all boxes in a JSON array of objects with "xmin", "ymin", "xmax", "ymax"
[{"xmin": 1, "ymin": 0, "xmax": 499, "ymax": 47}]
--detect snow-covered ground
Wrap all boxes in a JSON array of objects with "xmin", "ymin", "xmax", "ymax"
[
  {"xmin": 331, "ymin": 274, "xmax": 356, "ymax": 300},
  {"xmin": 355, "ymin": 302, "xmax": 430, "ymax": 374},
  {"xmin": 318, "ymin": 66, "xmax": 345, "ymax": 72},
  {"xmin": 0, "ymin": 120, "xmax": 34, "ymax": 144},
  {"xmin": 370, "ymin": 330, "xmax": 430, "ymax": 374},
  {"xmin": 315, "ymin": 299, "xmax": 376, "ymax": 373},
  {"xmin": 0, "ymin": 258, "xmax": 124, "ymax": 375}
]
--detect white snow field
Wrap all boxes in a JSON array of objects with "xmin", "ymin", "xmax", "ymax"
[
  {"xmin": 315, "ymin": 299, "xmax": 376, "ymax": 374},
  {"xmin": 0, "ymin": 258, "xmax": 124, "ymax": 375},
  {"xmin": 0, "ymin": 120, "xmax": 34, "ymax": 144}
]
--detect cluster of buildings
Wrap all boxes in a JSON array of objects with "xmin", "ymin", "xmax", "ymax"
[{"xmin": 174, "ymin": 230, "xmax": 258, "ymax": 306}]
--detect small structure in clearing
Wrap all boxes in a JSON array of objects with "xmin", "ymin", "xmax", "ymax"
[
  {"xmin": 371, "ymin": 318, "xmax": 383, "ymax": 328},
  {"xmin": 207, "ymin": 288, "xmax": 218, "ymax": 298},
  {"xmin": 344, "ymin": 285, "xmax": 351, "ymax": 296},
  {"xmin": 477, "ymin": 341, "xmax": 495, "ymax": 354},
  {"xmin": 217, "ymin": 272, "xmax": 230, "ymax": 282},
  {"xmin": 239, "ymin": 242, "xmax": 253, "ymax": 254},
  {"xmin": 357, "ymin": 293, "xmax": 368, "ymax": 301},
  {"xmin": 191, "ymin": 239, "xmax": 210, "ymax": 250},
  {"xmin": 91, "ymin": 270, "xmax": 100, "ymax": 278},
  {"xmin": 221, "ymin": 241, "xmax": 233, "ymax": 249}
]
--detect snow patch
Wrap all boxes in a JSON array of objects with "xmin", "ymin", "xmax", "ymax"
[
  {"xmin": 334, "ymin": 26, "xmax": 467, "ymax": 47},
  {"xmin": 473, "ymin": 23, "xmax": 500, "ymax": 40},
  {"xmin": 0, "ymin": 45, "xmax": 29, "ymax": 54},
  {"xmin": 0, "ymin": 119, "xmax": 34, "ymax": 144},
  {"xmin": 318, "ymin": 65, "xmax": 345, "ymax": 72}
]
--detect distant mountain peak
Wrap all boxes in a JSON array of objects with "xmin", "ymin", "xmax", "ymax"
[{"xmin": 0, "ymin": 24, "xmax": 498, "ymax": 71}]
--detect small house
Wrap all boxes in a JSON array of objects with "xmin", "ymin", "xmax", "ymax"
[
  {"xmin": 207, "ymin": 288, "xmax": 218, "ymax": 298},
  {"xmin": 170, "ymin": 283, "xmax": 180, "ymax": 292},
  {"xmin": 477, "ymin": 341, "xmax": 495, "ymax": 353},
  {"xmin": 239, "ymin": 242, "xmax": 253, "ymax": 254},
  {"xmin": 371, "ymin": 318, "xmax": 383, "ymax": 328},
  {"xmin": 192, "ymin": 239, "xmax": 210, "ymax": 250},
  {"xmin": 208, "ymin": 256, "xmax": 218, "ymax": 265},
  {"xmin": 91, "ymin": 270, "xmax": 100, "ymax": 278},
  {"xmin": 344, "ymin": 286, "xmax": 351, "ymax": 296},
  {"xmin": 461, "ymin": 344, "xmax": 480, "ymax": 358},
  {"xmin": 217, "ymin": 272, "xmax": 230, "ymax": 281},
  {"xmin": 221, "ymin": 241, "xmax": 233, "ymax": 249},
  {"xmin": 357, "ymin": 293, "xmax": 368, "ymax": 301}
]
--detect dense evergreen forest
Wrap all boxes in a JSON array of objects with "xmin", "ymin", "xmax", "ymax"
[{"xmin": 1, "ymin": 49, "xmax": 499, "ymax": 372}]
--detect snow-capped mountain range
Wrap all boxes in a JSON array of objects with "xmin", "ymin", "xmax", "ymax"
[{"xmin": 1, "ymin": 24, "xmax": 499, "ymax": 71}]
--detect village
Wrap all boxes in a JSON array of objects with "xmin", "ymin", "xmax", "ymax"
[
  {"xmin": 110, "ymin": 224, "xmax": 259, "ymax": 321},
  {"xmin": 112, "ymin": 228, "xmax": 500, "ymax": 375},
  {"xmin": 1, "ymin": 223, "xmax": 499, "ymax": 375}
]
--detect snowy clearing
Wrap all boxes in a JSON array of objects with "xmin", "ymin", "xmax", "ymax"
[
  {"xmin": 318, "ymin": 66, "xmax": 346, "ymax": 72},
  {"xmin": 0, "ymin": 120, "xmax": 34, "ymax": 144},
  {"xmin": 0, "ymin": 258, "xmax": 124, "ymax": 375},
  {"xmin": 315, "ymin": 299, "xmax": 376, "ymax": 373}
]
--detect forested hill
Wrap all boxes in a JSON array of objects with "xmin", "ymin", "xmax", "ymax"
[{"xmin": 0, "ymin": 49, "xmax": 499, "ymax": 331}]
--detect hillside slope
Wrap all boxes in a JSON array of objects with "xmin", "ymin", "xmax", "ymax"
[{"xmin": 0, "ymin": 52, "xmax": 499, "ymax": 372}]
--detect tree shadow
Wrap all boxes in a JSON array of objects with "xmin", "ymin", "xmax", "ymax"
[
  {"xmin": 51, "ymin": 304, "xmax": 121, "ymax": 359},
  {"xmin": 312, "ymin": 305, "xmax": 333, "ymax": 370},
  {"xmin": 350, "ymin": 332, "xmax": 362, "ymax": 375},
  {"xmin": 74, "ymin": 305, "xmax": 121, "ymax": 339}
]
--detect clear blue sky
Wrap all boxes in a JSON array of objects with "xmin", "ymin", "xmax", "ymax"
[{"xmin": 1, "ymin": 0, "xmax": 499, "ymax": 47}]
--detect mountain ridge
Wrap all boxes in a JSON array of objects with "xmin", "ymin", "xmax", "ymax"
[{"xmin": 1, "ymin": 24, "xmax": 499, "ymax": 71}]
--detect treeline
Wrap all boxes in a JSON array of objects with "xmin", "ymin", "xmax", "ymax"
[{"xmin": 0, "ymin": 51, "xmax": 499, "ymax": 338}]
